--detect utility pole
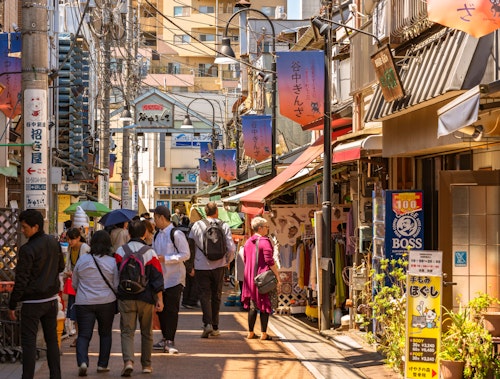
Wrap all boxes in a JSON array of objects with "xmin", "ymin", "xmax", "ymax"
[
  {"xmin": 22, "ymin": 0, "xmax": 50, "ymax": 217},
  {"xmin": 121, "ymin": 0, "xmax": 134, "ymax": 209},
  {"xmin": 97, "ymin": 1, "xmax": 111, "ymax": 209}
]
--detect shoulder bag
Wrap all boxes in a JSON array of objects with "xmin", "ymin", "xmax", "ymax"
[
  {"xmin": 91, "ymin": 255, "xmax": 119, "ymax": 314},
  {"xmin": 253, "ymin": 238, "xmax": 278, "ymax": 295}
]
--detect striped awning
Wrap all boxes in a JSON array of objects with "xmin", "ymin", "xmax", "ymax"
[
  {"xmin": 156, "ymin": 186, "xmax": 197, "ymax": 195},
  {"xmin": 365, "ymin": 29, "xmax": 493, "ymax": 122}
]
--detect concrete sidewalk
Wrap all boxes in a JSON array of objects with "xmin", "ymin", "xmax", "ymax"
[{"xmin": 0, "ymin": 288, "xmax": 402, "ymax": 379}]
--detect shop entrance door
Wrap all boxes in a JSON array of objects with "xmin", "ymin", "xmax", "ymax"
[{"xmin": 439, "ymin": 170, "xmax": 500, "ymax": 310}]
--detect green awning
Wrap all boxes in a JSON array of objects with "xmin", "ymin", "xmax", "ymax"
[
  {"xmin": 192, "ymin": 206, "xmax": 243, "ymax": 229},
  {"xmin": 0, "ymin": 166, "xmax": 17, "ymax": 178}
]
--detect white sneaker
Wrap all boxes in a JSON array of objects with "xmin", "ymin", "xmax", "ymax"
[
  {"xmin": 78, "ymin": 362, "xmax": 87, "ymax": 377},
  {"xmin": 201, "ymin": 324, "xmax": 213, "ymax": 338},
  {"xmin": 210, "ymin": 329, "xmax": 221, "ymax": 337},
  {"xmin": 165, "ymin": 340, "xmax": 178, "ymax": 354}
]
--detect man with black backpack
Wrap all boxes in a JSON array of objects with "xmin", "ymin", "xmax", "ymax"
[
  {"xmin": 152, "ymin": 206, "xmax": 190, "ymax": 355},
  {"xmin": 189, "ymin": 202, "xmax": 236, "ymax": 338},
  {"xmin": 115, "ymin": 220, "xmax": 164, "ymax": 376}
]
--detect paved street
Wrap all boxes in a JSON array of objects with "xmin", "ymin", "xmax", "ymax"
[{"xmin": 0, "ymin": 287, "xmax": 401, "ymax": 379}]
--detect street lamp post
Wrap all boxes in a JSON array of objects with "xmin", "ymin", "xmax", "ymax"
[
  {"xmin": 120, "ymin": 105, "xmax": 133, "ymax": 209},
  {"xmin": 182, "ymin": 98, "xmax": 218, "ymax": 183},
  {"xmin": 216, "ymin": 8, "xmax": 277, "ymax": 177}
]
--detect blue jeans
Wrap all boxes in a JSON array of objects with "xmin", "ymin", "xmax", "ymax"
[
  {"xmin": 196, "ymin": 267, "xmax": 225, "ymax": 328},
  {"xmin": 75, "ymin": 302, "xmax": 116, "ymax": 368},
  {"xmin": 21, "ymin": 299, "xmax": 61, "ymax": 379}
]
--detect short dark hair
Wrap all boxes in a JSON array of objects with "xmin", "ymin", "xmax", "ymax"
[
  {"xmin": 90, "ymin": 230, "xmax": 113, "ymax": 257},
  {"xmin": 128, "ymin": 219, "xmax": 146, "ymax": 239},
  {"xmin": 140, "ymin": 212, "xmax": 151, "ymax": 219},
  {"xmin": 19, "ymin": 209, "xmax": 44, "ymax": 231},
  {"xmin": 154, "ymin": 205, "xmax": 171, "ymax": 220},
  {"xmin": 66, "ymin": 227, "xmax": 86, "ymax": 242},
  {"xmin": 205, "ymin": 202, "xmax": 217, "ymax": 217}
]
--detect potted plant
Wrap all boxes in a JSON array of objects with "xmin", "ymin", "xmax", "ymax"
[{"xmin": 439, "ymin": 297, "xmax": 494, "ymax": 379}]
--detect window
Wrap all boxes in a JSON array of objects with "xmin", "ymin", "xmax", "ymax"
[
  {"xmin": 174, "ymin": 35, "xmax": 190, "ymax": 44},
  {"xmin": 173, "ymin": 6, "xmax": 190, "ymax": 17},
  {"xmin": 198, "ymin": 63, "xmax": 217, "ymax": 78},
  {"xmin": 260, "ymin": 7, "xmax": 276, "ymax": 17},
  {"xmin": 199, "ymin": 34, "xmax": 216, "ymax": 42},
  {"xmin": 167, "ymin": 63, "xmax": 181, "ymax": 74},
  {"xmin": 199, "ymin": 6, "xmax": 215, "ymax": 14}
]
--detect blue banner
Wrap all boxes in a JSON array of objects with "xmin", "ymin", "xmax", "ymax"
[
  {"xmin": 241, "ymin": 115, "xmax": 272, "ymax": 161},
  {"xmin": 384, "ymin": 190, "xmax": 424, "ymax": 260}
]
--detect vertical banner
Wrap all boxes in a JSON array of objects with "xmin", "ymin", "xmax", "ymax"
[
  {"xmin": 241, "ymin": 115, "xmax": 272, "ymax": 161},
  {"xmin": 406, "ymin": 250, "xmax": 443, "ymax": 379},
  {"xmin": 385, "ymin": 190, "xmax": 424, "ymax": 260},
  {"xmin": 276, "ymin": 50, "xmax": 324, "ymax": 127},
  {"xmin": 200, "ymin": 141, "xmax": 211, "ymax": 159},
  {"xmin": 214, "ymin": 149, "xmax": 237, "ymax": 182},
  {"xmin": 198, "ymin": 158, "xmax": 213, "ymax": 184},
  {"xmin": 24, "ymin": 89, "xmax": 48, "ymax": 211}
]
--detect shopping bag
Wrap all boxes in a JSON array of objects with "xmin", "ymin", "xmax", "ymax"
[{"xmin": 63, "ymin": 277, "xmax": 76, "ymax": 296}]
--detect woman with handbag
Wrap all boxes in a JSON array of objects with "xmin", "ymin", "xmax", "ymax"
[
  {"xmin": 64, "ymin": 228, "xmax": 91, "ymax": 347},
  {"xmin": 242, "ymin": 217, "xmax": 281, "ymax": 340},
  {"xmin": 72, "ymin": 230, "xmax": 119, "ymax": 376}
]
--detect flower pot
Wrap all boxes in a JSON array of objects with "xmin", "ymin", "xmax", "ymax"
[
  {"xmin": 484, "ymin": 312, "xmax": 500, "ymax": 337},
  {"xmin": 440, "ymin": 360, "xmax": 464, "ymax": 379}
]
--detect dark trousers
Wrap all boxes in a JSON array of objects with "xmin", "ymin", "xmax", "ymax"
[
  {"xmin": 21, "ymin": 299, "xmax": 61, "ymax": 379},
  {"xmin": 157, "ymin": 284, "xmax": 183, "ymax": 341},
  {"xmin": 182, "ymin": 272, "xmax": 199, "ymax": 306},
  {"xmin": 75, "ymin": 302, "xmax": 116, "ymax": 368},
  {"xmin": 196, "ymin": 267, "xmax": 225, "ymax": 328}
]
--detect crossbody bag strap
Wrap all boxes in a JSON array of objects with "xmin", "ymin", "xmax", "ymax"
[
  {"xmin": 254, "ymin": 238, "xmax": 260, "ymax": 278},
  {"xmin": 91, "ymin": 255, "xmax": 117, "ymax": 296}
]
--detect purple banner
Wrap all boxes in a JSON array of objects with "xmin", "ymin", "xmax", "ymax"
[
  {"xmin": 276, "ymin": 51, "xmax": 324, "ymax": 127},
  {"xmin": 241, "ymin": 115, "xmax": 272, "ymax": 161},
  {"xmin": 199, "ymin": 158, "xmax": 213, "ymax": 184},
  {"xmin": 214, "ymin": 149, "xmax": 237, "ymax": 182}
]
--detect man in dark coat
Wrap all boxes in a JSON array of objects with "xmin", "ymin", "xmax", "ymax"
[{"xmin": 8, "ymin": 209, "xmax": 65, "ymax": 379}]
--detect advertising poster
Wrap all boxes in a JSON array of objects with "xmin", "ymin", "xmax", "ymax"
[
  {"xmin": 405, "ymin": 250, "xmax": 443, "ymax": 379},
  {"xmin": 385, "ymin": 190, "xmax": 424, "ymax": 260}
]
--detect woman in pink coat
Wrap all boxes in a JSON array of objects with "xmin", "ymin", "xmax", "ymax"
[{"xmin": 241, "ymin": 217, "xmax": 280, "ymax": 340}]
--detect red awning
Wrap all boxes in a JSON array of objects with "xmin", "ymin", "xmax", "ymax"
[
  {"xmin": 332, "ymin": 135, "xmax": 382, "ymax": 164},
  {"xmin": 302, "ymin": 116, "xmax": 352, "ymax": 131},
  {"xmin": 241, "ymin": 128, "xmax": 351, "ymax": 214}
]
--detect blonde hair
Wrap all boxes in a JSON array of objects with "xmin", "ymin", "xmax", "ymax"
[{"xmin": 251, "ymin": 216, "xmax": 267, "ymax": 232}]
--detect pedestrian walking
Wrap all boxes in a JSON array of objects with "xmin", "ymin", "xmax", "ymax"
[
  {"xmin": 189, "ymin": 202, "xmax": 236, "ymax": 338},
  {"xmin": 181, "ymin": 216, "xmax": 199, "ymax": 309},
  {"xmin": 64, "ymin": 227, "xmax": 91, "ymax": 347},
  {"xmin": 110, "ymin": 222, "xmax": 130, "ymax": 252},
  {"xmin": 115, "ymin": 220, "xmax": 164, "ymax": 376},
  {"xmin": 152, "ymin": 206, "xmax": 190, "ymax": 354},
  {"xmin": 242, "ymin": 217, "xmax": 281, "ymax": 340},
  {"xmin": 72, "ymin": 230, "xmax": 119, "ymax": 376},
  {"xmin": 8, "ymin": 209, "xmax": 65, "ymax": 379}
]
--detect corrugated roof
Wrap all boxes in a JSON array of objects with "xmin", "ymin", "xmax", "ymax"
[{"xmin": 365, "ymin": 29, "xmax": 493, "ymax": 122}]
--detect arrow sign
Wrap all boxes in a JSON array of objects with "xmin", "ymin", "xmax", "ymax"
[
  {"xmin": 432, "ymin": 369, "xmax": 437, "ymax": 377},
  {"xmin": 27, "ymin": 167, "xmax": 36, "ymax": 175}
]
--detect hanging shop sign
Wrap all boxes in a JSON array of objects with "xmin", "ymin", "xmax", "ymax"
[
  {"xmin": 405, "ymin": 250, "xmax": 443, "ymax": 379},
  {"xmin": 241, "ymin": 115, "xmax": 272, "ymax": 161},
  {"xmin": 371, "ymin": 45, "xmax": 405, "ymax": 102},
  {"xmin": 134, "ymin": 92, "xmax": 174, "ymax": 128},
  {"xmin": 171, "ymin": 168, "xmax": 198, "ymax": 186},
  {"xmin": 172, "ymin": 133, "xmax": 213, "ymax": 147},
  {"xmin": 385, "ymin": 190, "xmax": 424, "ymax": 260},
  {"xmin": 24, "ymin": 89, "xmax": 48, "ymax": 211},
  {"xmin": 276, "ymin": 50, "xmax": 324, "ymax": 127}
]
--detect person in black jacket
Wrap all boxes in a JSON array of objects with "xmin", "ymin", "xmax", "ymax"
[{"xmin": 8, "ymin": 209, "xmax": 65, "ymax": 379}]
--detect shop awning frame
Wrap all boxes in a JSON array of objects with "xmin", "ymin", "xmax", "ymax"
[
  {"xmin": 332, "ymin": 135, "xmax": 383, "ymax": 164},
  {"xmin": 437, "ymin": 80, "xmax": 500, "ymax": 137}
]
